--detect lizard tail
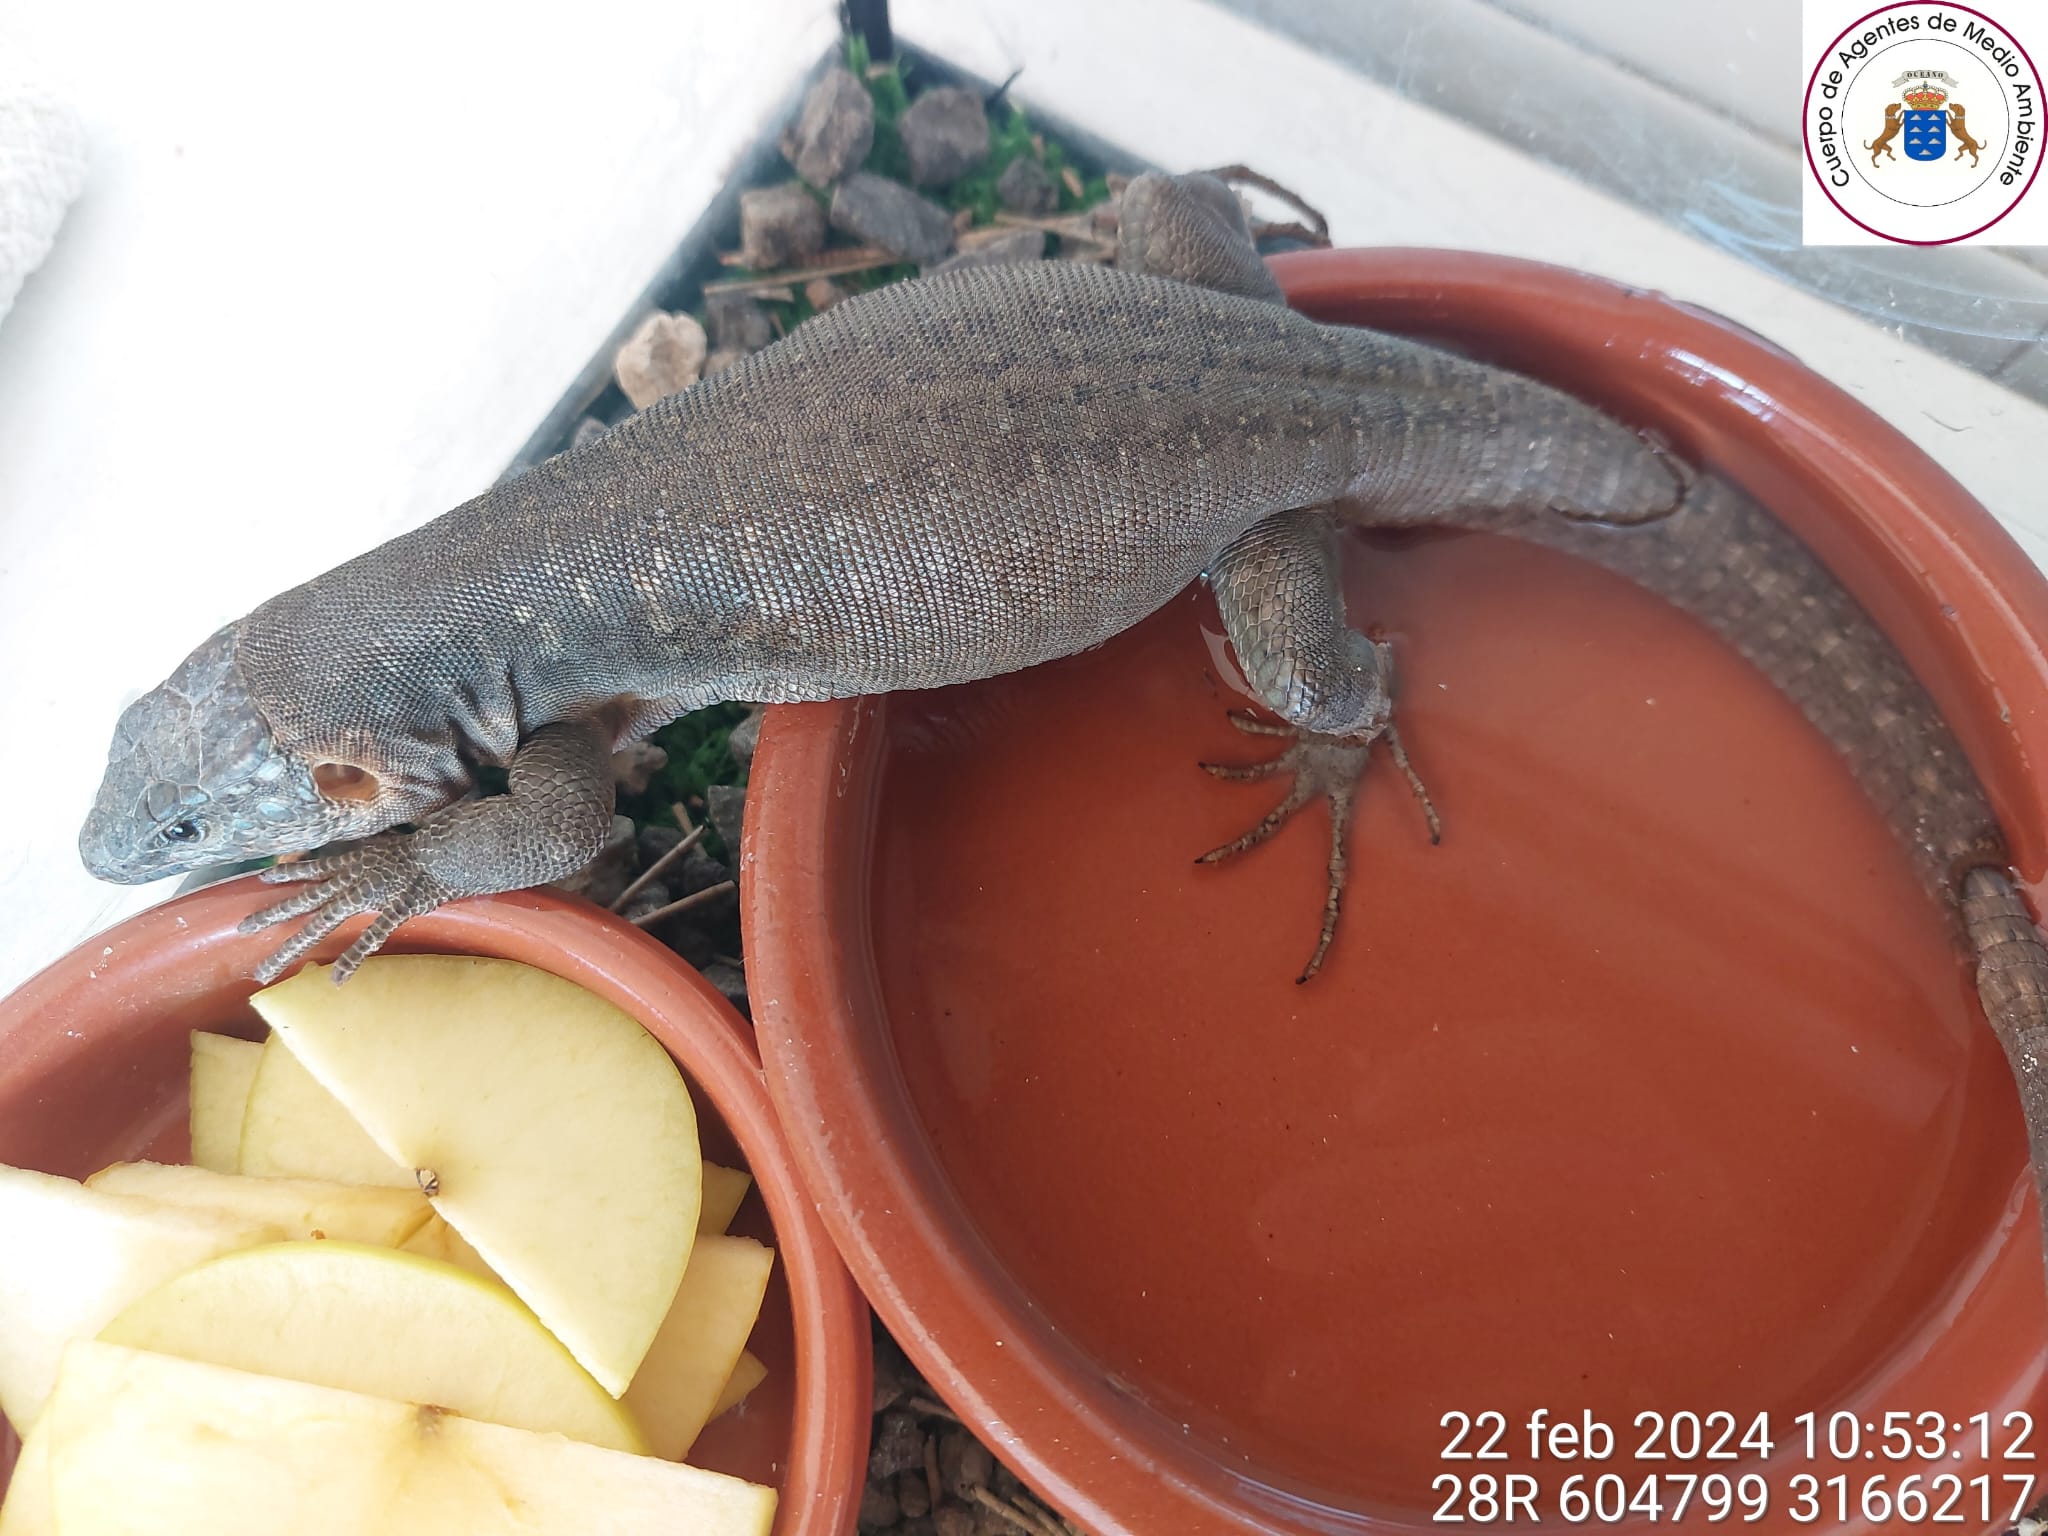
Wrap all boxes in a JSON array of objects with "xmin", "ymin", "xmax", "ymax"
[
  {"xmin": 1962, "ymin": 867, "xmax": 2048, "ymax": 1262},
  {"xmin": 1489, "ymin": 472, "xmax": 2048, "ymax": 1265},
  {"xmin": 1486, "ymin": 471, "xmax": 2007, "ymax": 907}
]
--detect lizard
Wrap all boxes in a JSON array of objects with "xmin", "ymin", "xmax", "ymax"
[{"xmin": 77, "ymin": 170, "xmax": 2048, "ymax": 1280}]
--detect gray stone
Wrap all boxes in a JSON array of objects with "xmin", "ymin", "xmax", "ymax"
[
  {"xmin": 869, "ymin": 1409, "xmax": 925, "ymax": 1479},
  {"xmin": 702, "ymin": 347, "xmax": 746, "ymax": 380},
  {"xmin": 930, "ymin": 228, "xmax": 1045, "ymax": 275},
  {"xmin": 995, "ymin": 154, "xmax": 1056, "ymax": 215},
  {"xmin": 679, "ymin": 847, "xmax": 731, "ymax": 897},
  {"xmin": 726, "ymin": 704, "xmax": 767, "ymax": 769},
  {"xmin": 705, "ymin": 292, "xmax": 774, "ymax": 354},
  {"xmin": 654, "ymin": 919, "xmax": 717, "ymax": 968},
  {"xmin": 782, "ymin": 66, "xmax": 874, "ymax": 186},
  {"xmin": 803, "ymin": 276, "xmax": 849, "ymax": 313},
  {"xmin": 620, "ymin": 881, "xmax": 671, "ymax": 923},
  {"xmin": 569, "ymin": 415, "xmax": 610, "ymax": 450},
  {"xmin": 856, "ymin": 1480, "xmax": 900, "ymax": 1534},
  {"xmin": 896, "ymin": 1470, "xmax": 931, "ymax": 1520},
  {"xmin": 614, "ymin": 311, "xmax": 706, "ymax": 410},
  {"xmin": 830, "ymin": 172, "xmax": 955, "ymax": 265},
  {"xmin": 871, "ymin": 1333, "xmax": 917, "ymax": 1412},
  {"xmin": 938, "ymin": 1429, "xmax": 993, "ymax": 1500},
  {"xmin": 609, "ymin": 740, "xmax": 668, "ymax": 796},
  {"xmin": 739, "ymin": 182, "xmax": 827, "ymax": 269},
  {"xmin": 551, "ymin": 815, "xmax": 636, "ymax": 908},
  {"xmin": 899, "ymin": 87, "xmax": 989, "ymax": 188},
  {"xmin": 705, "ymin": 783, "xmax": 748, "ymax": 855},
  {"xmin": 636, "ymin": 823, "xmax": 683, "ymax": 866},
  {"xmin": 701, "ymin": 959, "xmax": 749, "ymax": 1012}
]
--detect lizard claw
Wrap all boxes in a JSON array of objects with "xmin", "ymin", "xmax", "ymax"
[
  {"xmin": 241, "ymin": 838, "xmax": 453, "ymax": 985},
  {"xmin": 1197, "ymin": 716, "xmax": 1439, "ymax": 982}
]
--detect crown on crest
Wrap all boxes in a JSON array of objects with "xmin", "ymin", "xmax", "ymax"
[{"xmin": 1903, "ymin": 85, "xmax": 1948, "ymax": 111}]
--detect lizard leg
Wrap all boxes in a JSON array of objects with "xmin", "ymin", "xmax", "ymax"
[
  {"xmin": 1199, "ymin": 507, "xmax": 1439, "ymax": 982},
  {"xmin": 1116, "ymin": 169, "xmax": 1286, "ymax": 302},
  {"xmin": 239, "ymin": 720, "xmax": 617, "ymax": 984}
]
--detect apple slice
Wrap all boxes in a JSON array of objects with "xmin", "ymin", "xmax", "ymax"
[
  {"xmin": 0, "ymin": 1427, "xmax": 52, "ymax": 1536},
  {"xmin": 251, "ymin": 955, "xmax": 700, "ymax": 1396},
  {"xmin": 622, "ymin": 1235, "xmax": 775, "ymax": 1460},
  {"xmin": 188, "ymin": 1033, "xmax": 262, "ymax": 1173},
  {"xmin": 237, "ymin": 1036, "xmax": 412, "ymax": 1188},
  {"xmin": 0, "ymin": 1164, "xmax": 284, "ymax": 1431},
  {"xmin": 399, "ymin": 1213, "xmax": 496, "ymax": 1279},
  {"xmin": 404, "ymin": 1156, "xmax": 741, "ymax": 1291},
  {"xmin": 44, "ymin": 1340, "xmax": 777, "ymax": 1535},
  {"xmin": 98, "ymin": 1240, "xmax": 642, "ymax": 1452},
  {"xmin": 83, "ymin": 1163, "xmax": 431, "ymax": 1248},
  {"xmin": 711, "ymin": 1349, "xmax": 769, "ymax": 1421},
  {"xmin": 700, "ymin": 1163, "xmax": 752, "ymax": 1235}
]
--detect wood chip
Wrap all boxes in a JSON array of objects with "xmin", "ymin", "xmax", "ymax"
[
  {"xmin": 703, "ymin": 245, "xmax": 899, "ymax": 297},
  {"xmin": 602, "ymin": 823, "xmax": 708, "ymax": 921},
  {"xmin": 923, "ymin": 1430, "xmax": 943, "ymax": 1517},
  {"xmin": 968, "ymin": 1487, "xmax": 1064, "ymax": 1536},
  {"xmin": 1059, "ymin": 166, "xmax": 1083, "ymax": 199},
  {"xmin": 628, "ymin": 879, "xmax": 736, "ymax": 929},
  {"xmin": 989, "ymin": 211, "xmax": 1097, "ymax": 241}
]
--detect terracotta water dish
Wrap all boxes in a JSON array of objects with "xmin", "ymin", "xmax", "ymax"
[{"xmin": 743, "ymin": 248, "xmax": 2048, "ymax": 1535}]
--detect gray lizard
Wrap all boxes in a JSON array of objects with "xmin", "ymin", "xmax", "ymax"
[{"xmin": 77, "ymin": 172, "xmax": 2048, "ymax": 1274}]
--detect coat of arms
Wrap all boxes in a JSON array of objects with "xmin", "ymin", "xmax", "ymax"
[{"xmin": 1901, "ymin": 83, "xmax": 1950, "ymax": 160}]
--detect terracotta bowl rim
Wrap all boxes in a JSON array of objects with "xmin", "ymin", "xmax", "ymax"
[
  {"xmin": 739, "ymin": 246, "xmax": 2048, "ymax": 1536},
  {"xmin": 0, "ymin": 875, "xmax": 872, "ymax": 1536}
]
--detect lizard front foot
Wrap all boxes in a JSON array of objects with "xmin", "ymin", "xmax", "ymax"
[
  {"xmin": 1196, "ymin": 711, "xmax": 1440, "ymax": 983},
  {"xmin": 240, "ymin": 836, "xmax": 455, "ymax": 985}
]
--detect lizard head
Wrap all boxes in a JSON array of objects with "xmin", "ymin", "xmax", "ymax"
[{"xmin": 78, "ymin": 625, "xmax": 359, "ymax": 883}]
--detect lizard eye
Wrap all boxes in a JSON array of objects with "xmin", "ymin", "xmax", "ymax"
[{"xmin": 160, "ymin": 819, "xmax": 202, "ymax": 845}]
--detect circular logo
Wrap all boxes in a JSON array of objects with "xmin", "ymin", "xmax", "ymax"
[{"xmin": 1804, "ymin": 2, "xmax": 2043, "ymax": 243}]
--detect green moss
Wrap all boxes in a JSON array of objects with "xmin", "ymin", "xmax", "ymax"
[
  {"xmin": 847, "ymin": 33, "xmax": 914, "ymax": 185},
  {"xmin": 615, "ymin": 702, "xmax": 750, "ymax": 859},
  {"xmin": 843, "ymin": 36, "xmax": 1110, "ymax": 228}
]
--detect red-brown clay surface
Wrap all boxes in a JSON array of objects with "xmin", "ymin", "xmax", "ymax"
[
  {"xmin": 744, "ymin": 249, "xmax": 2048, "ymax": 1535},
  {"xmin": 0, "ymin": 878, "xmax": 871, "ymax": 1536}
]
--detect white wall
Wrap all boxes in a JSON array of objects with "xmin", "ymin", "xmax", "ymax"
[
  {"xmin": 1, "ymin": 0, "xmax": 2041, "ymax": 997},
  {"xmin": 0, "ymin": 0, "xmax": 834, "ymax": 994}
]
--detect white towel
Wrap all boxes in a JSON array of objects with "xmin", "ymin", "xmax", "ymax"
[{"xmin": 0, "ymin": 77, "xmax": 87, "ymax": 327}]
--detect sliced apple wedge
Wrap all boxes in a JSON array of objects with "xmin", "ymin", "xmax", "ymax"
[
  {"xmin": 0, "ymin": 1426, "xmax": 52, "ymax": 1536},
  {"xmin": 251, "ymin": 955, "xmax": 700, "ymax": 1396},
  {"xmin": 83, "ymin": 1163, "xmax": 431, "ymax": 1248},
  {"xmin": 44, "ymin": 1340, "xmax": 777, "ymax": 1536},
  {"xmin": 699, "ymin": 1163, "xmax": 752, "ymax": 1235},
  {"xmin": 623, "ymin": 1235, "xmax": 775, "ymax": 1460},
  {"xmin": 399, "ymin": 1213, "xmax": 497, "ymax": 1279},
  {"xmin": 237, "ymin": 1036, "xmax": 412, "ymax": 1188},
  {"xmin": 0, "ymin": 1165, "xmax": 284, "ymax": 1431},
  {"xmin": 98, "ymin": 1241, "xmax": 642, "ymax": 1452},
  {"xmin": 711, "ymin": 1349, "xmax": 769, "ymax": 1421},
  {"xmin": 187, "ymin": 1033, "xmax": 262, "ymax": 1173}
]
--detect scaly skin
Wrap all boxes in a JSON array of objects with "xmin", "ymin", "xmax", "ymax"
[{"xmin": 78, "ymin": 175, "xmax": 2048, "ymax": 1331}]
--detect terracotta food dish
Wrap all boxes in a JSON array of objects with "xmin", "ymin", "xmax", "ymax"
[
  {"xmin": 0, "ymin": 876, "xmax": 871, "ymax": 1536},
  {"xmin": 743, "ymin": 249, "xmax": 2048, "ymax": 1535}
]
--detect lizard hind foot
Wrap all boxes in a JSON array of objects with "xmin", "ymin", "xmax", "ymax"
[{"xmin": 1196, "ymin": 712, "xmax": 1440, "ymax": 983}]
